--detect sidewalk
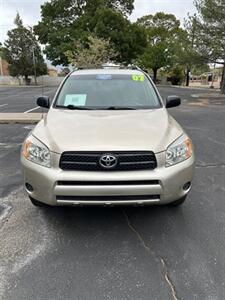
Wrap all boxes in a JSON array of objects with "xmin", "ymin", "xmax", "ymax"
[{"xmin": 0, "ymin": 113, "xmax": 44, "ymax": 124}]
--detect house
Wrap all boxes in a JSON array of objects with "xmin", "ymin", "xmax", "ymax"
[
  {"xmin": 48, "ymin": 67, "xmax": 58, "ymax": 77},
  {"xmin": 0, "ymin": 57, "xmax": 9, "ymax": 76},
  {"xmin": 190, "ymin": 68, "xmax": 223, "ymax": 88}
]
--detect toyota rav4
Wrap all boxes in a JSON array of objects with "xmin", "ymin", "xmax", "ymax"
[{"xmin": 21, "ymin": 68, "xmax": 195, "ymax": 207}]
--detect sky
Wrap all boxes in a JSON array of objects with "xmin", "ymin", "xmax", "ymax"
[{"xmin": 0, "ymin": 0, "xmax": 197, "ymax": 44}]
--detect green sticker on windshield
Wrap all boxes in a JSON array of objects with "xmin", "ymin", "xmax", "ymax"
[{"xmin": 132, "ymin": 75, "xmax": 145, "ymax": 82}]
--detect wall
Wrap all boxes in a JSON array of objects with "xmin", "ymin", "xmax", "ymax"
[{"xmin": 0, "ymin": 75, "xmax": 64, "ymax": 86}]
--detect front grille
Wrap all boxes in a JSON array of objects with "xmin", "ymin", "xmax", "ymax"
[
  {"xmin": 56, "ymin": 195, "xmax": 160, "ymax": 201},
  {"xmin": 59, "ymin": 151, "xmax": 157, "ymax": 171}
]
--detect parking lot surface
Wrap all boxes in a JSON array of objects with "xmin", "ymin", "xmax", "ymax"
[
  {"xmin": 0, "ymin": 86, "xmax": 57, "ymax": 113},
  {"xmin": 0, "ymin": 85, "xmax": 225, "ymax": 300}
]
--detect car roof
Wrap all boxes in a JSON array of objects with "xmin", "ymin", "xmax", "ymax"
[{"xmin": 70, "ymin": 69, "xmax": 144, "ymax": 76}]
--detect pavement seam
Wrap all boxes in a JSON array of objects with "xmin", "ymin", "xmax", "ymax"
[
  {"xmin": 0, "ymin": 142, "xmax": 22, "ymax": 148},
  {"xmin": 196, "ymin": 163, "xmax": 225, "ymax": 169},
  {"xmin": 0, "ymin": 203, "xmax": 13, "ymax": 230},
  {"xmin": 123, "ymin": 210, "xmax": 179, "ymax": 300}
]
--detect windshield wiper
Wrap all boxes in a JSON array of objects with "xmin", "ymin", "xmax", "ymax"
[
  {"xmin": 56, "ymin": 105, "xmax": 94, "ymax": 110},
  {"xmin": 105, "ymin": 106, "xmax": 137, "ymax": 110},
  {"xmin": 56, "ymin": 105, "xmax": 137, "ymax": 110}
]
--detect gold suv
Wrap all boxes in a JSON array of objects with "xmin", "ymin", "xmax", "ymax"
[{"xmin": 21, "ymin": 68, "xmax": 195, "ymax": 207}]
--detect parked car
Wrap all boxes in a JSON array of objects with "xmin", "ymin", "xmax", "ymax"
[{"xmin": 21, "ymin": 67, "xmax": 195, "ymax": 207}]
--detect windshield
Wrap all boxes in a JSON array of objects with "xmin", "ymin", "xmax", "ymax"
[{"xmin": 55, "ymin": 74, "xmax": 162, "ymax": 109}]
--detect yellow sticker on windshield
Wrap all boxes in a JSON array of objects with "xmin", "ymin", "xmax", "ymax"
[{"xmin": 132, "ymin": 75, "xmax": 145, "ymax": 82}]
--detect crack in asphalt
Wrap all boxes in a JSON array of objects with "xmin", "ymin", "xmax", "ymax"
[
  {"xmin": 123, "ymin": 211, "xmax": 179, "ymax": 300},
  {"xmin": 0, "ymin": 203, "xmax": 13, "ymax": 229}
]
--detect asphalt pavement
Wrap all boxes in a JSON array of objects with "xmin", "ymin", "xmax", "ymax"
[
  {"xmin": 0, "ymin": 85, "xmax": 225, "ymax": 300},
  {"xmin": 0, "ymin": 86, "xmax": 57, "ymax": 113}
]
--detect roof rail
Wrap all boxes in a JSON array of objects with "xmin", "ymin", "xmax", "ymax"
[{"xmin": 74, "ymin": 63, "xmax": 143, "ymax": 71}]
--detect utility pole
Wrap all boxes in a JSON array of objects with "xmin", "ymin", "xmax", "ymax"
[
  {"xmin": 186, "ymin": 15, "xmax": 197, "ymax": 87},
  {"xmin": 0, "ymin": 56, "xmax": 3, "ymax": 76},
  {"xmin": 32, "ymin": 46, "xmax": 37, "ymax": 85},
  {"xmin": 30, "ymin": 27, "xmax": 37, "ymax": 85}
]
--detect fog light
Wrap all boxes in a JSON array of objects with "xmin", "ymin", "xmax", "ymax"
[
  {"xmin": 183, "ymin": 182, "xmax": 191, "ymax": 191},
  {"xmin": 25, "ymin": 183, "xmax": 34, "ymax": 192}
]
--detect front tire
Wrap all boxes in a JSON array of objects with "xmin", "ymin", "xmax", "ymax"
[
  {"xmin": 168, "ymin": 195, "xmax": 187, "ymax": 207},
  {"xmin": 29, "ymin": 196, "xmax": 49, "ymax": 207}
]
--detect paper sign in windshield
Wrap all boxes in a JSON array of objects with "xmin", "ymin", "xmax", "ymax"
[{"xmin": 64, "ymin": 94, "xmax": 87, "ymax": 106}]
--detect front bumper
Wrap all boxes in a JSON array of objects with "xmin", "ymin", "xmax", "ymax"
[{"xmin": 21, "ymin": 151, "xmax": 195, "ymax": 206}]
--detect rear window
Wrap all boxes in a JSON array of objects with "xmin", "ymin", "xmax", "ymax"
[{"xmin": 55, "ymin": 74, "xmax": 161, "ymax": 109}]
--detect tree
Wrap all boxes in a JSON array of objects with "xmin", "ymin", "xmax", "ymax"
[
  {"xmin": 165, "ymin": 66, "xmax": 184, "ymax": 85},
  {"xmin": 34, "ymin": 0, "xmax": 146, "ymax": 65},
  {"xmin": 137, "ymin": 13, "xmax": 183, "ymax": 82},
  {"xmin": 169, "ymin": 16, "xmax": 207, "ymax": 86},
  {"xmin": 193, "ymin": 0, "xmax": 225, "ymax": 93},
  {"xmin": 138, "ymin": 43, "xmax": 172, "ymax": 82},
  {"xmin": 65, "ymin": 35, "xmax": 118, "ymax": 68},
  {"xmin": 84, "ymin": 0, "xmax": 134, "ymax": 15},
  {"xmin": 3, "ymin": 13, "xmax": 47, "ymax": 84},
  {"xmin": 90, "ymin": 8, "xmax": 147, "ymax": 63}
]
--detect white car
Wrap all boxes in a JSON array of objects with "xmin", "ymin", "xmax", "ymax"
[{"xmin": 21, "ymin": 67, "xmax": 195, "ymax": 207}]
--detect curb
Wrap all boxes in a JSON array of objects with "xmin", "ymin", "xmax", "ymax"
[
  {"xmin": 0, "ymin": 85, "xmax": 59, "ymax": 89},
  {"xmin": 157, "ymin": 84, "xmax": 221, "ymax": 92},
  {"xmin": 0, "ymin": 113, "xmax": 44, "ymax": 124}
]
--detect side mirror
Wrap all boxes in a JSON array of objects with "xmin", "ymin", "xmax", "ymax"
[
  {"xmin": 37, "ymin": 96, "xmax": 50, "ymax": 109},
  {"xmin": 166, "ymin": 95, "xmax": 181, "ymax": 108}
]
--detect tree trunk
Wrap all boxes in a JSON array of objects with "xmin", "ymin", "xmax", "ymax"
[
  {"xmin": 186, "ymin": 68, "xmax": 190, "ymax": 87},
  {"xmin": 24, "ymin": 75, "xmax": 31, "ymax": 85},
  {"xmin": 153, "ymin": 68, "xmax": 158, "ymax": 83},
  {"xmin": 220, "ymin": 64, "xmax": 225, "ymax": 94},
  {"xmin": 25, "ymin": 75, "xmax": 28, "ymax": 85}
]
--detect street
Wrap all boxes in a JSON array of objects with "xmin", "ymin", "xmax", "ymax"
[{"xmin": 0, "ymin": 85, "xmax": 225, "ymax": 300}]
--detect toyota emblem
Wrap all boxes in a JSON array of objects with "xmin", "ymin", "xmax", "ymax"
[{"xmin": 99, "ymin": 154, "xmax": 117, "ymax": 169}]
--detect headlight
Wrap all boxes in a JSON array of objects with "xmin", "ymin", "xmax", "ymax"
[
  {"xmin": 22, "ymin": 136, "xmax": 51, "ymax": 168},
  {"xmin": 166, "ymin": 135, "xmax": 193, "ymax": 167}
]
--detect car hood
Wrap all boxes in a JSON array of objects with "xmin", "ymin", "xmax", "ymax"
[{"xmin": 33, "ymin": 108, "xmax": 184, "ymax": 154}]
